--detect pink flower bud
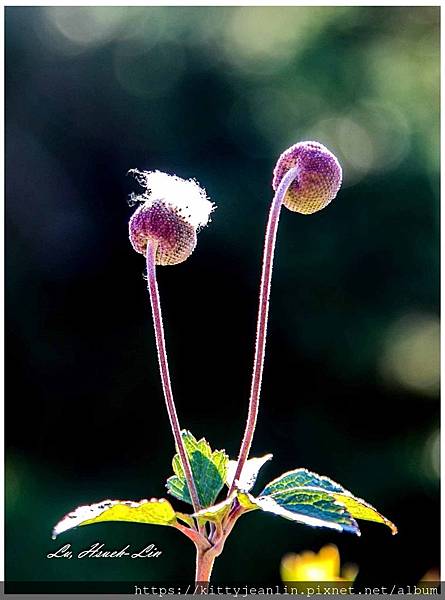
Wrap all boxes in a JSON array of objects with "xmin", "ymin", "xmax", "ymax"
[
  {"xmin": 128, "ymin": 170, "xmax": 214, "ymax": 266},
  {"xmin": 272, "ymin": 141, "xmax": 342, "ymax": 214}
]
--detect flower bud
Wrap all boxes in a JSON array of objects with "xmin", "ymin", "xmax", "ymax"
[
  {"xmin": 128, "ymin": 170, "xmax": 214, "ymax": 266},
  {"xmin": 272, "ymin": 141, "xmax": 342, "ymax": 214}
]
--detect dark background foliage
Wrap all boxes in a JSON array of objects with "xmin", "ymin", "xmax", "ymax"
[{"xmin": 6, "ymin": 6, "xmax": 439, "ymax": 586}]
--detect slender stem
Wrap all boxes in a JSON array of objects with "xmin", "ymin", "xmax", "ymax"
[
  {"xmin": 145, "ymin": 241, "xmax": 202, "ymax": 516},
  {"xmin": 229, "ymin": 166, "xmax": 300, "ymax": 495}
]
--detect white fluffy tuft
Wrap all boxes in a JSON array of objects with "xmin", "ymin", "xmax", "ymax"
[{"xmin": 129, "ymin": 169, "xmax": 215, "ymax": 229}]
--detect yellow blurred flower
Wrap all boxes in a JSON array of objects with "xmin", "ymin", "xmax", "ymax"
[
  {"xmin": 419, "ymin": 568, "xmax": 440, "ymax": 582},
  {"xmin": 281, "ymin": 544, "xmax": 358, "ymax": 583}
]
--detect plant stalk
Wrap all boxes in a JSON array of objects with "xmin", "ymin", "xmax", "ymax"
[
  {"xmin": 229, "ymin": 166, "xmax": 300, "ymax": 494},
  {"xmin": 145, "ymin": 241, "xmax": 202, "ymax": 517},
  {"xmin": 195, "ymin": 547, "xmax": 217, "ymax": 589}
]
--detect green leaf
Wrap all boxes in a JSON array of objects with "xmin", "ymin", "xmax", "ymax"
[
  {"xmin": 166, "ymin": 431, "xmax": 229, "ymax": 508},
  {"xmin": 252, "ymin": 488, "xmax": 360, "ymax": 534},
  {"xmin": 52, "ymin": 498, "xmax": 177, "ymax": 539},
  {"xmin": 237, "ymin": 492, "xmax": 261, "ymax": 512},
  {"xmin": 192, "ymin": 494, "xmax": 236, "ymax": 524},
  {"xmin": 192, "ymin": 491, "xmax": 261, "ymax": 525},
  {"xmin": 176, "ymin": 512, "xmax": 196, "ymax": 529},
  {"xmin": 260, "ymin": 468, "xmax": 397, "ymax": 535},
  {"xmin": 225, "ymin": 454, "xmax": 273, "ymax": 492},
  {"xmin": 261, "ymin": 468, "xmax": 345, "ymax": 496},
  {"xmin": 333, "ymin": 493, "xmax": 398, "ymax": 535}
]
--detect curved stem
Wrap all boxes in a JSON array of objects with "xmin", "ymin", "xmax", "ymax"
[
  {"xmin": 175, "ymin": 523, "xmax": 210, "ymax": 549},
  {"xmin": 145, "ymin": 241, "xmax": 202, "ymax": 516},
  {"xmin": 229, "ymin": 166, "xmax": 300, "ymax": 495}
]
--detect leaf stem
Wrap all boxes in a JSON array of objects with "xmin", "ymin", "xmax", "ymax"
[
  {"xmin": 175, "ymin": 523, "xmax": 210, "ymax": 549},
  {"xmin": 145, "ymin": 241, "xmax": 202, "ymax": 516},
  {"xmin": 229, "ymin": 166, "xmax": 300, "ymax": 495}
]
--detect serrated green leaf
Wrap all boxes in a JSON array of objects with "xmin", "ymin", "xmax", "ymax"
[
  {"xmin": 261, "ymin": 468, "xmax": 345, "ymax": 496},
  {"xmin": 252, "ymin": 488, "xmax": 360, "ymax": 534},
  {"xmin": 52, "ymin": 498, "xmax": 177, "ymax": 539},
  {"xmin": 166, "ymin": 431, "xmax": 229, "ymax": 508},
  {"xmin": 226, "ymin": 454, "xmax": 273, "ymax": 492},
  {"xmin": 333, "ymin": 493, "xmax": 398, "ymax": 535},
  {"xmin": 260, "ymin": 468, "xmax": 396, "ymax": 535}
]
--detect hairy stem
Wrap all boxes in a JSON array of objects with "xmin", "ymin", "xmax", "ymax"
[
  {"xmin": 145, "ymin": 241, "xmax": 202, "ymax": 516},
  {"xmin": 193, "ymin": 502, "xmax": 246, "ymax": 586},
  {"xmin": 175, "ymin": 523, "xmax": 210, "ymax": 548},
  {"xmin": 229, "ymin": 166, "xmax": 300, "ymax": 494},
  {"xmin": 195, "ymin": 547, "xmax": 217, "ymax": 588}
]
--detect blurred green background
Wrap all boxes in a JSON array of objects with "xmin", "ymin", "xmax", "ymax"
[{"xmin": 6, "ymin": 6, "xmax": 439, "ymax": 587}]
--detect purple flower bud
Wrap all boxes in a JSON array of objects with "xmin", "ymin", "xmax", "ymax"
[
  {"xmin": 129, "ymin": 201, "xmax": 197, "ymax": 266},
  {"xmin": 128, "ymin": 170, "xmax": 214, "ymax": 266},
  {"xmin": 272, "ymin": 141, "xmax": 342, "ymax": 214}
]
